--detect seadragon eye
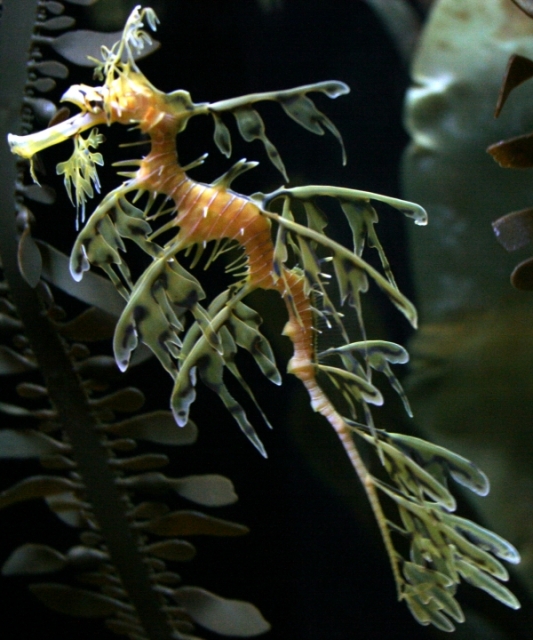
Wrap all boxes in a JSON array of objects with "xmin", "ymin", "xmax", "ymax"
[{"xmin": 61, "ymin": 84, "xmax": 105, "ymax": 114}]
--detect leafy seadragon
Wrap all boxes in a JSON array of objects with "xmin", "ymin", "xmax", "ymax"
[{"xmin": 8, "ymin": 6, "xmax": 522, "ymax": 632}]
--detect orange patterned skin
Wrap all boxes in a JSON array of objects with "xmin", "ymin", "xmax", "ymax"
[{"xmin": 134, "ymin": 116, "xmax": 314, "ymax": 384}]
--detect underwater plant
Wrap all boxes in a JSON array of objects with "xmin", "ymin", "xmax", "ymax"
[
  {"xmin": 487, "ymin": 0, "xmax": 533, "ymax": 290},
  {"xmin": 1, "ymin": 1, "xmax": 525, "ymax": 637},
  {"xmin": 401, "ymin": 5, "xmax": 533, "ymax": 626}
]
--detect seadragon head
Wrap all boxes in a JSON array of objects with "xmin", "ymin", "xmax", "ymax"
[
  {"xmin": 7, "ymin": 5, "xmax": 163, "ymax": 161},
  {"xmin": 7, "ymin": 5, "xmax": 191, "ymax": 227}
]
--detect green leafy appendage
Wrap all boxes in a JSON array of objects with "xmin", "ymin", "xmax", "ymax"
[{"xmin": 56, "ymin": 128, "xmax": 104, "ymax": 229}]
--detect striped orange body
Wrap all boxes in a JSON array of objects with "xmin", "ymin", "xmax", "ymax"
[{"xmin": 137, "ymin": 125, "xmax": 316, "ymax": 388}]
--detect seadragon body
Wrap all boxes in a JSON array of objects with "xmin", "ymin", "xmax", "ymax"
[{"xmin": 8, "ymin": 6, "xmax": 523, "ymax": 632}]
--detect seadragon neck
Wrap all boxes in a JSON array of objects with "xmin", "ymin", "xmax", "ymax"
[{"xmin": 137, "ymin": 126, "xmax": 185, "ymax": 194}]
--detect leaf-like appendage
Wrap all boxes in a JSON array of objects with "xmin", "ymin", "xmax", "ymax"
[
  {"xmin": 403, "ymin": 563, "xmax": 464, "ymax": 632},
  {"xmin": 69, "ymin": 187, "xmax": 156, "ymax": 288},
  {"xmin": 207, "ymin": 81, "xmax": 349, "ymax": 177},
  {"xmin": 259, "ymin": 185, "xmax": 426, "ymax": 330},
  {"xmin": 380, "ymin": 440, "xmax": 456, "ymax": 511},
  {"xmin": 318, "ymin": 364, "xmax": 384, "ymax": 407},
  {"xmin": 212, "ymin": 112, "xmax": 232, "ymax": 157},
  {"xmin": 30, "ymin": 583, "xmax": 124, "ymax": 617},
  {"xmin": 347, "ymin": 424, "xmax": 521, "ymax": 630},
  {"xmin": 228, "ymin": 301, "xmax": 282, "ymax": 385},
  {"xmin": 0, "ymin": 430, "xmax": 65, "ymax": 459},
  {"xmin": 173, "ymin": 475, "xmax": 238, "ymax": 507},
  {"xmin": 56, "ymin": 128, "xmax": 104, "ymax": 229},
  {"xmin": 456, "ymin": 559, "xmax": 520, "ymax": 610},
  {"xmin": 0, "ymin": 476, "xmax": 79, "ymax": 509},
  {"xmin": 144, "ymin": 510, "xmax": 249, "ymax": 537},
  {"xmin": 2, "ymin": 544, "xmax": 66, "ymax": 576},
  {"xmin": 113, "ymin": 258, "xmax": 205, "ymax": 373},
  {"xmin": 176, "ymin": 586, "xmax": 271, "ymax": 637},
  {"xmin": 320, "ymin": 341, "xmax": 412, "ymax": 416},
  {"xmin": 178, "ymin": 338, "xmax": 268, "ymax": 458},
  {"xmin": 163, "ymin": 288, "xmax": 284, "ymax": 455},
  {"xmin": 387, "ymin": 432, "xmax": 490, "ymax": 496},
  {"xmin": 234, "ymin": 107, "xmax": 288, "ymax": 181},
  {"xmin": 440, "ymin": 513, "xmax": 521, "ymax": 566}
]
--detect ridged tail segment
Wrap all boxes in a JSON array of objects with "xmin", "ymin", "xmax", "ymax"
[
  {"xmin": 277, "ymin": 265, "xmax": 402, "ymax": 593},
  {"xmin": 279, "ymin": 269, "xmax": 315, "ymax": 382}
]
